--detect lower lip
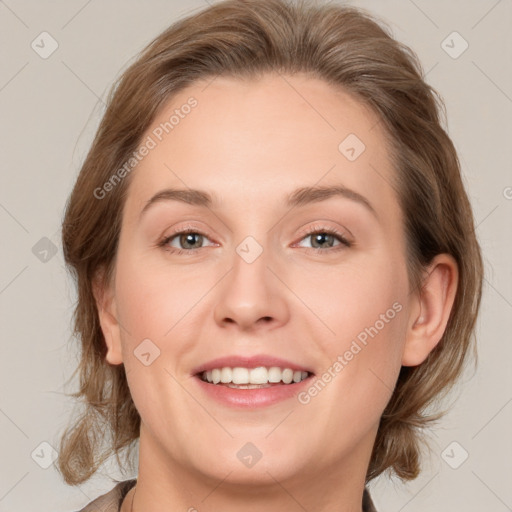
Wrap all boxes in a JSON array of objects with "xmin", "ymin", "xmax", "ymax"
[{"xmin": 194, "ymin": 375, "xmax": 314, "ymax": 408}]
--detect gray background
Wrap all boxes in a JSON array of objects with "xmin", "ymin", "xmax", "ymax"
[{"xmin": 0, "ymin": 0, "xmax": 511, "ymax": 510}]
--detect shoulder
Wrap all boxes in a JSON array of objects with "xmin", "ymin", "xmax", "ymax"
[
  {"xmin": 73, "ymin": 479, "xmax": 374, "ymax": 511},
  {"xmin": 363, "ymin": 487, "xmax": 378, "ymax": 512},
  {"xmin": 74, "ymin": 479, "xmax": 137, "ymax": 512}
]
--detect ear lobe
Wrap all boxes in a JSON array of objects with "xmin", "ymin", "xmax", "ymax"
[
  {"xmin": 402, "ymin": 254, "xmax": 459, "ymax": 366},
  {"xmin": 92, "ymin": 268, "xmax": 123, "ymax": 366}
]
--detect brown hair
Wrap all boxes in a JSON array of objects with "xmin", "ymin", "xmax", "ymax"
[{"xmin": 58, "ymin": 0, "xmax": 483, "ymax": 485}]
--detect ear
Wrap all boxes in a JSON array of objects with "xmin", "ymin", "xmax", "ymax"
[
  {"xmin": 92, "ymin": 267, "xmax": 123, "ymax": 365},
  {"xmin": 402, "ymin": 254, "xmax": 459, "ymax": 366}
]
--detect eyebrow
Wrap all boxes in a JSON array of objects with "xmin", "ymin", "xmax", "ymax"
[{"xmin": 139, "ymin": 185, "xmax": 377, "ymax": 220}]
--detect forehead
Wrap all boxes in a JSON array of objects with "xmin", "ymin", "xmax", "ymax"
[{"xmin": 123, "ymin": 73, "xmax": 398, "ymax": 224}]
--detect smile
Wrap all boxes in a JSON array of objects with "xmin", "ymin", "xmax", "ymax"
[{"xmin": 200, "ymin": 366, "xmax": 311, "ymax": 387}]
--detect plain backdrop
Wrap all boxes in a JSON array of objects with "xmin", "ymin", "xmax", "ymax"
[{"xmin": 0, "ymin": 0, "xmax": 511, "ymax": 511}]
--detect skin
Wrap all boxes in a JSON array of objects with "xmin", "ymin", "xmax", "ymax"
[{"xmin": 94, "ymin": 73, "xmax": 458, "ymax": 512}]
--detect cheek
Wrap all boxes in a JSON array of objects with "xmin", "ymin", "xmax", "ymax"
[
  {"xmin": 113, "ymin": 253, "xmax": 199, "ymax": 438},
  {"xmin": 300, "ymin": 255, "xmax": 408, "ymax": 402},
  {"xmin": 299, "ymin": 255, "xmax": 407, "ymax": 349},
  {"xmin": 114, "ymin": 254, "xmax": 209, "ymax": 341}
]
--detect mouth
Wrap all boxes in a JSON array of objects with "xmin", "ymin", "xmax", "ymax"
[
  {"xmin": 196, "ymin": 366, "xmax": 313, "ymax": 389},
  {"xmin": 191, "ymin": 355, "xmax": 315, "ymax": 407}
]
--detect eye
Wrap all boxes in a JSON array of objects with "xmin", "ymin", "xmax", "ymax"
[
  {"xmin": 157, "ymin": 225, "xmax": 352, "ymax": 256},
  {"xmin": 158, "ymin": 228, "xmax": 216, "ymax": 255},
  {"xmin": 295, "ymin": 226, "xmax": 352, "ymax": 253}
]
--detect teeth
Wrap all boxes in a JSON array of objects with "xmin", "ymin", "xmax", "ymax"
[
  {"xmin": 268, "ymin": 367, "xmax": 281, "ymax": 383},
  {"xmin": 282, "ymin": 368, "xmax": 293, "ymax": 384},
  {"xmin": 232, "ymin": 367, "xmax": 249, "ymax": 384},
  {"xmin": 201, "ymin": 366, "xmax": 310, "ymax": 385},
  {"xmin": 220, "ymin": 367, "xmax": 232, "ymax": 383},
  {"xmin": 211, "ymin": 368, "xmax": 221, "ymax": 384},
  {"xmin": 249, "ymin": 367, "xmax": 268, "ymax": 384}
]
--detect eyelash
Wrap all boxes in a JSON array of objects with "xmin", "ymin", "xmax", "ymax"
[
  {"xmin": 295, "ymin": 225, "xmax": 352, "ymax": 254},
  {"xmin": 157, "ymin": 225, "xmax": 352, "ymax": 256}
]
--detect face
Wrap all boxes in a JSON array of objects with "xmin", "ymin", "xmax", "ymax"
[{"xmin": 101, "ymin": 73, "xmax": 417, "ymax": 487}]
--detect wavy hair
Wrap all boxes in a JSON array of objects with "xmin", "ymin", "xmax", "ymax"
[{"xmin": 58, "ymin": 0, "xmax": 483, "ymax": 485}]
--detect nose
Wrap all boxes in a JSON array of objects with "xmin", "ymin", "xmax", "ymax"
[{"xmin": 213, "ymin": 242, "xmax": 290, "ymax": 332}]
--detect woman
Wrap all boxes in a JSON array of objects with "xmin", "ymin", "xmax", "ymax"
[{"xmin": 58, "ymin": 0, "xmax": 483, "ymax": 510}]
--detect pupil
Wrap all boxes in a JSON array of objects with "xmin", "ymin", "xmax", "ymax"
[
  {"xmin": 313, "ymin": 233, "xmax": 332, "ymax": 248},
  {"xmin": 182, "ymin": 233, "xmax": 201, "ymax": 249}
]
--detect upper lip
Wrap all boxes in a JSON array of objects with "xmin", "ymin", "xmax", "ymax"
[{"xmin": 191, "ymin": 355, "xmax": 314, "ymax": 376}]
